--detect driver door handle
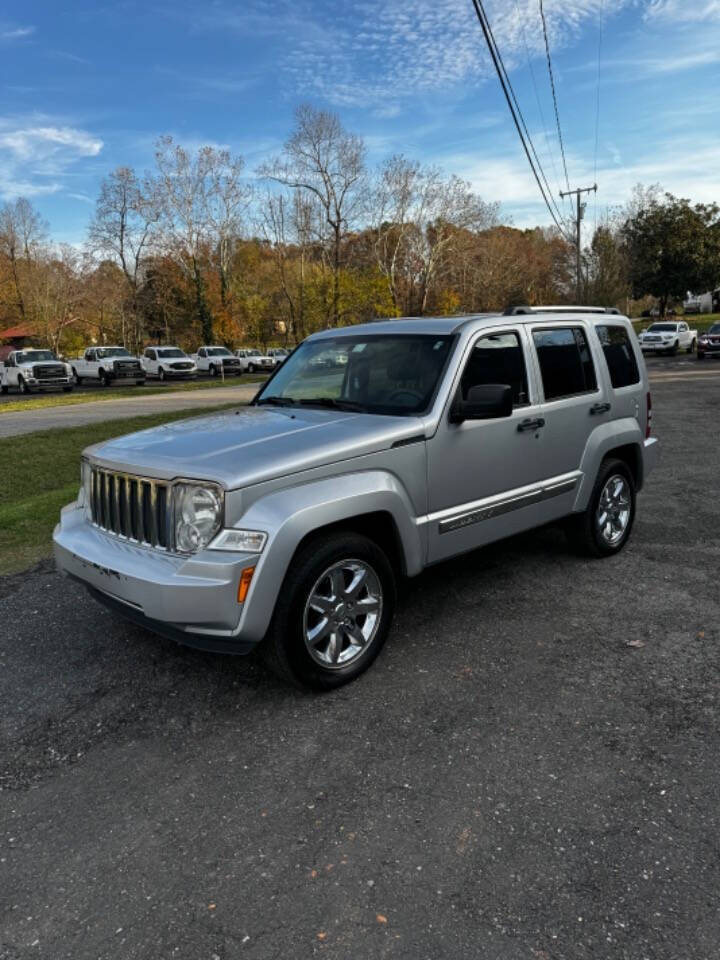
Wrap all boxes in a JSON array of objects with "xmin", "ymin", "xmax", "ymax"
[
  {"xmin": 517, "ymin": 417, "xmax": 545, "ymax": 433},
  {"xmin": 590, "ymin": 402, "xmax": 611, "ymax": 415}
]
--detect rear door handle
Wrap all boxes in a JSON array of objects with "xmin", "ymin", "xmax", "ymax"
[
  {"xmin": 517, "ymin": 417, "xmax": 545, "ymax": 433},
  {"xmin": 590, "ymin": 402, "xmax": 611, "ymax": 416}
]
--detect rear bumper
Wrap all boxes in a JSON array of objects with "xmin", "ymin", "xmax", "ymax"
[
  {"xmin": 53, "ymin": 502, "xmax": 261, "ymax": 654},
  {"xmin": 643, "ymin": 437, "xmax": 659, "ymax": 482}
]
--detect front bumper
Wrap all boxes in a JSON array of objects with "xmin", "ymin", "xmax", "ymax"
[
  {"xmin": 53, "ymin": 502, "xmax": 260, "ymax": 654},
  {"xmin": 640, "ymin": 342, "xmax": 675, "ymax": 351},
  {"xmin": 25, "ymin": 377, "xmax": 72, "ymax": 390},
  {"xmin": 163, "ymin": 369, "xmax": 197, "ymax": 379}
]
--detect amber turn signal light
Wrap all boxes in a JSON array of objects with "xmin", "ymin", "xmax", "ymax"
[{"xmin": 237, "ymin": 566, "xmax": 256, "ymax": 604}]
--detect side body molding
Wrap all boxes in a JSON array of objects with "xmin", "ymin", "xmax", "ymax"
[{"xmin": 235, "ymin": 471, "xmax": 425, "ymax": 643}]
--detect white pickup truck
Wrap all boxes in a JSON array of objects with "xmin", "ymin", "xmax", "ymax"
[
  {"xmin": 637, "ymin": 321, "xmax": 697, "ymax": 355},
  {"xmin": 192, "ymin": 346, "xmax": 243, "ymax": 377},
  {"xmin": 71, "ymin": 347, "xmax": 146, "ymax": 386},
  {"xmin": 0, "ymin": 348, "xmax": 74, "ymax": 395},
  {"xmin": 234, "ymin": 348, "xmax": 275, "ymax": 373},
  {"xmin": 141, "ymin": 346, "xmax": 197, "ymax": 380}
]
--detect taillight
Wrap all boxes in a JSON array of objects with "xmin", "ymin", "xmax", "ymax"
[{"xmin": 646, "ymin": 391, "xmax": 653, "ymax": 439}]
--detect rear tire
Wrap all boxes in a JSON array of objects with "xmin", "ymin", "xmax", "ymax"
[
  {"xmin": 566, "ymin": 458, "xmax": 636, "ymax": 558},
  {"xmin": 62, "ymin": 386, "xmax": 73, "ymax": 393},
  {"xmin": 687, "ymin": 338, "xmax": 696, "ymax": 354},
  {"xmin": 262, "ymin": 532, "xmax": 396, "ymax": 691},
  {"xmin": 1, "ymin": 385, "xmax": 8, "ymax": 395}
]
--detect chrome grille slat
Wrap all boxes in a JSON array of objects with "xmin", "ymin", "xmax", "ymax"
[{"xmin": 89, "ymin": 466, "xmax": 169, "ymax": 550}]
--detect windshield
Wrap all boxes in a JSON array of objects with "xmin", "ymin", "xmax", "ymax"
[
  {"xmin": 708, "ymin": 325, "xmax": 720, "ymax": 334},
  {"xmin": 647, "ymin": 324, "xmax": 677, "ymax": 332},
  {"xmin": 247, "ymin": 349, "xmax": 261, "ymax": 356},
  {"xmin": 97, "ymin": 347, "xmax": 132, "ymax": 358},
  {"xmin": 207, "ymin": 347, "xmax": 232, "ymax": 356},
  {"xmin": 157, "ymin": 348, "xmax": 185, "ymax": 358},
  {"xmin": 256, "ymin": 334, "xmax": 454, "ymax": 416},
  {"xmin": 17, "ymin": 350, "xmax": 56, "ymax": 363}
]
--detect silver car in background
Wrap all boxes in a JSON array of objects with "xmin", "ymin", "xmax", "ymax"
[{"xmin": 54, "ymin": 312, "xmax": 658, "ymax": 689}]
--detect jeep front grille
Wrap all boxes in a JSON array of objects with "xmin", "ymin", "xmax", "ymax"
[{"xmin": 90, "ymin": 467, "xmax": 170, "ymax": 549}]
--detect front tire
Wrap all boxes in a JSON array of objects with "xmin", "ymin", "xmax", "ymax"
[
  {"xmin": 1, "ymin": 385, "xmax": 8, "ymax": 395},
  {"xmin": 18, "ymin": 376, "xmax": 29, "ymax": 395},
  {"xmin": 210, "ymin": 364, "xmax": 218, "ymax": 378},
  {"xmin": 248, "ymin": 363, "xmax": 255, "ymax": 373},
  {"xmin": 100, "ymin": 370, "xmax": 110, "ymax": 387},
  {"xmin": 566, "ymin": 458, "xmax": 636, "ymax": 558},
  {"xmin": 159, "ymin": 367, "xmax": 166, "ymax": 381},
  {"xmin": 62, "ymin": 386, "xmax": 73, "ymax": 393},
  {"xmin": 262, "ymin": 532, "xmax": 396, "ymax": 690},
  {"xmin": 72, "ymin": 368, "xmax": 82, "ymax": 385}
]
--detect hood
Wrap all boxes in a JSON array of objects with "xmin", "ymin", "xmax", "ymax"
[{"xmin": 86, "ymin": 406, "xmax": 426, "ymax": 488}]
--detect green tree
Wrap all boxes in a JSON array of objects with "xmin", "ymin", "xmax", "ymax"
[{"xmin": 622, "ymin": 194, "xmax": 720, "ymax": 316}]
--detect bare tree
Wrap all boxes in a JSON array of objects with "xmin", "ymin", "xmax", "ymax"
[
  {"xmin": 88, "ymin": 167, "xmax": 158, "ymax": 348},
  {"xmin": 372, "ymin": 156, "xmax": 500, "ymax": 314},
  {"xmin": 153, "ymin": 137, "xmax": 250, "ymax": 342},
  {"xmin": 0, "ymin": 197, "xmax": 47, "ymax": 323},
  {"xmin": 259, "ymin": 188, "xmax": 319, "ymax": 342},
  {"xmin": 260, "ymin": 105, "xmax": 366, "ymax": 327},
  {"xmin": 30, "ymin": 245, "xmax": 84, "ymax": 354}
]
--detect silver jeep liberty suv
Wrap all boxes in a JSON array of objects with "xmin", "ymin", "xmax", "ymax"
[{"xmin": 54, "ymin": 310, "xmax": 658, "ymax": 689}]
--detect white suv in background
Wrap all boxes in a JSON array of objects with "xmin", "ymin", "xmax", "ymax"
[{"xmin": 142, "ymin": 346, "xmax": 197, "ymax": 381}]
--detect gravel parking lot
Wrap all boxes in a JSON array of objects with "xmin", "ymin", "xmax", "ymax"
[{"xmin": 1, "ymin": 373, "xmax": 719, "ymax": 959}]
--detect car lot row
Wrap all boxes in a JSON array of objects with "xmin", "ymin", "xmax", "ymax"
[{"xmin": 0, "ymin": 343, "xmax": 288, "ymax": 397}]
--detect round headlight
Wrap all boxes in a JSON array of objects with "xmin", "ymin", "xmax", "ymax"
[{"xmin": 174, "ymin": 484, "xmax": 223, "ymax": 553}]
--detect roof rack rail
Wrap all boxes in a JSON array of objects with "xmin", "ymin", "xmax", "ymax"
[{"xmin": 503, "ymin": 305, "xmax": 621, "ymax": 316}]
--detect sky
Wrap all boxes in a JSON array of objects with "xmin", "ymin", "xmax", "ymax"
[{"xmin": 1, "ymin": 0, "xmax": 720, "ymax": 245}]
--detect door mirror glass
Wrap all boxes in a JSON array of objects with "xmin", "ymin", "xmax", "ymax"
[{"xmin": 451, "ymin": 383, "xmax": 513, "ymax": 423}]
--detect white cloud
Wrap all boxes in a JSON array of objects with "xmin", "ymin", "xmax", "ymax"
[
  {"xmin": 279, "ymin": 0, "xmax": 630, "ymax": 108},
  {"xmin": 0, "ymin": 24, "xmax": 35, "ymax": 40},
  {"xmin": 0, "ymin": 120, "xmax": 103, "ymax": 200},
  {"xmin": 645, "ymin": 0, "xmax": 720, "ymax": 22}
]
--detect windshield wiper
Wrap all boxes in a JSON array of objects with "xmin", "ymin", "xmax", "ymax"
[
  {"xmin": 257, "ymin": 395, "xmax": 296, "ymax": 407},
  {"xmin": 297, "ymin": 397, "xmax": 366, "ymax": 412}
]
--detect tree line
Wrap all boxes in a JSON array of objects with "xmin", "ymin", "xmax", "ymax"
[{"xmin": 1, "ymin": 105, "xmax": 719, "ymax": 356}]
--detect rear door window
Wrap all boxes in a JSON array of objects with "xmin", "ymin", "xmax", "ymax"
[
  {"xmin": 596, "ymin": 325, "xmax": 640, "ymax": 389},
  {"xmin": 532, "ymin": 327, "xmax": 598, "ymax": 401}
]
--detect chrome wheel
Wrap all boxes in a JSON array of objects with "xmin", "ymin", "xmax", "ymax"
[
  {"xmin": 596, "ymin": 474, "xmax": 631, "ymax": 546},
  {"xmin": 303, "ymin": 559, "xmax": 383, "ymax": 668}
]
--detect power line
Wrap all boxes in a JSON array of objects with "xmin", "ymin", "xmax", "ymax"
[
  {"xmin": 538, "ymin": 0, "xmax": 571, "ymax": 200},
  {"xmin": 592, "ymin": 0, "xmax": 605, "ymax": 234},
  {"xmin": 480, "ymin": 3, "xmax": 568, "ymax": 231},
  {"xmin": 469, "ymin": 0, "xmax": 570, "ymax": 238},
  {"xmin": 512, "ymin": 0, "xmax": 565, "ymax": 206}
]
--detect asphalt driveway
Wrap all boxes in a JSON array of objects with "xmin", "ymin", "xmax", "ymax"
[{"xmin": 1, "ymin": 375, "xmax": 719, "ymax": 960}]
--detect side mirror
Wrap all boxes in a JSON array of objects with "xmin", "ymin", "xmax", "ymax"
[{"xmin": 450, "ymin": 384, "xmax": 513, "ymax": 423}]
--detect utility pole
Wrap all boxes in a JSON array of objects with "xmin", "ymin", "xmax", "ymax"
[{"xmin": 560, "ymin": 184, "xmax": 597, "ymax": 302}]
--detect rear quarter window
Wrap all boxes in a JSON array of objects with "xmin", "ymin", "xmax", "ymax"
[{"xmin": 596, "ymin": 325, "xmax": 640, "ymax": 389}]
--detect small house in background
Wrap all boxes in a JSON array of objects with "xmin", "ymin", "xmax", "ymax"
[{"xmin": 0, "ymin": 321, "xmax": 40, "ymax": 362}]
